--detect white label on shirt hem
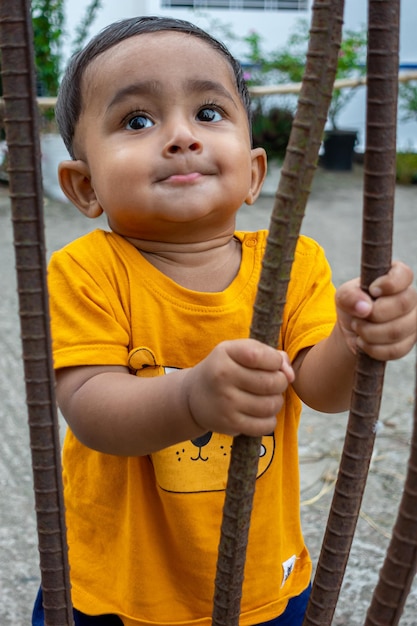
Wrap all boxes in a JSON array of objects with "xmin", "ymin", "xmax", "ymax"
[{"xmin": 281, "ymin": 554, "xmax": 297, "ymax": 587}]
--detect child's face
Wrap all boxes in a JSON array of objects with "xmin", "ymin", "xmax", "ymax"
[{"xmin": 59, "ymin": 31, "xmax": 266, "ymax": 244}]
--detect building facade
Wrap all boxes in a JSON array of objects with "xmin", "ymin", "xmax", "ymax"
[{"xmin": 64, "ymin": 0, "xmax": 417, "ymax": 149}]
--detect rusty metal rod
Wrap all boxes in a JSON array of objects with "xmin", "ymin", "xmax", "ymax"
[
  {"xmin": 212, "ymin": 1, "xmax": 345, "ymax": 623},
  {"xmin": 0, "ymin": 2, "xmax": 73, "ymax": 624},
  {"xmin": 365, "ymin": 355, "xmax": 417, "ymax": 625},
  {"xmin": 302, "ymin": 2, "xmax": 400, "ymax": 624}
]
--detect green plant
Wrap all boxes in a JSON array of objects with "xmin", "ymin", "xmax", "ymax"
[
  {"xmin": 396, "ymin": 151, "xmax": 417, "ymax": 184},
  {"xmin": 32, "ymin": 0, "xmax": 103, "ymax": 97},
  {"xmin": 242, "ymin": 20, "xmax": 367, "ymax": 129},
  {"xmin": 32, "ymin": 0, "xmax": 65, "ymax": 96},
  {"xmin": 29, "ymin": 0, "xmax": 102, "ymax": 129},
  {"xmin": 399, "ymin": 81, "xmax": 417, "ymax": 123},
  {"xmin": 251, "ymin": 105, "xmax": 293, "ymax": 160}
]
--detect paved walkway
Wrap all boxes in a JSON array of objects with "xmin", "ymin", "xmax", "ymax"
[{"xmin": 0, "ymin": 165, "xmax": 416, "ymax": 624}]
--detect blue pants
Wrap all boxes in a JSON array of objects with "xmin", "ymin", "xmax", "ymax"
[
  {"xmin": 32, "ymin": 587, "xmax": 123, "ymax": 625},
  {"xmin": 257, "ymin": 584, "xmax": 311, "ymax": 625},
  {"xmin": 32, "ymin": 583, "xmax": 310, "ymax": 625}
]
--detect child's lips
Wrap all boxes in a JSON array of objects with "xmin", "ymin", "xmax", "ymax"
[{"xmin": 162, "ymin": 171, "xmax": 204, "ymax": 184}]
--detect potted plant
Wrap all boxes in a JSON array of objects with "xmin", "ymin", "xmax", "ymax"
[
  {"xmin": 321, "ymin": 26, "xmax": 367, "ymax": 171},
  {"xmin": 242, "ymin": 20, "xmax": 367, "ymax": 170}
]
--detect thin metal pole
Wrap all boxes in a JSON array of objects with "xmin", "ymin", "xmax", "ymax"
[
  {"xmin": 365, "ymin": 355, "xmax": 417, "ymax": 625},
  {"xmin": 212, "ymin": 1, "xmax": 345, "ymax": 623},
  {"xmin": 0, "ymin": 2, "xmax": 73, "ymax": 624},
  {"xmin": 303, "ymin": 2, "xmax": 400, "ymax": 624}
]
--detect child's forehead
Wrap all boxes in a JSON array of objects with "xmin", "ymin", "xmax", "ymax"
[
  {"xmin": 87, "ymin": 30, "xmax": 232, "ymax": 78},
  {"xmin": 81, "ymin": 30, "xmax": 239, "ymax": 109}
]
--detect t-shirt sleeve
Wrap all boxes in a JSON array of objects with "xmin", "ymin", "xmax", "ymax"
[
  {"xmin": 47, "ymin": 245, "xmax": 131, "ymax": 369},
  {"xmin": 281, "ymin": 236, "xmax": 337, "ymax": 363}
]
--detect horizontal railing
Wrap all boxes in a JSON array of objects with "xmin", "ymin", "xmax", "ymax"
[{"xmin": 0, "ymin": 71, "xmax": 416, "ymax": 109}]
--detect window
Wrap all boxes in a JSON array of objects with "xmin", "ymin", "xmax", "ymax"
[{"xmin": 161, "ymin": 0, "xmax": 308, "ymax": 10}]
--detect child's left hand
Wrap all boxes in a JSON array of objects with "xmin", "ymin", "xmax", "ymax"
[{"xmin": 335, "ymin": 261, "xmax": 417, "ymax": 361}]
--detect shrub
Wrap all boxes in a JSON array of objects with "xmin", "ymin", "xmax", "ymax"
[
  {"xmin": 399, "ymin": 81, "xmax": 417, "ymax": 124},
  {"xmin": 243, "ymin": 20, "xmax": 367, "ymax": 130},
  {"xmin": 251, "ymin": 106, "xmax": 294, "ymax": 161},
  {"xmin": 396, "ymin": 152, "xmax": 417, "ymax": 185},
  {"xmin": 32, "ymin": 0, "xmax": 103, "ymax": 97}
]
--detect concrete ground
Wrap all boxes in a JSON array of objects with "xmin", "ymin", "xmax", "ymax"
[{"xmin": 0, "ymin": 164, "xmax": 416, "ymax": 624}]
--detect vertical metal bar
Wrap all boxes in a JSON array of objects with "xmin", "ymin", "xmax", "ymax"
[
  {"xmin": 302, "ymin": 2, "xmax": 400, "ymax": 624},
  {"xmin": 212, "ymin": 1, "xmax": 345, "ymax": 623},
  {"xmin": 0, "ymin": 2, "xmax": 74, "ymax": 624},
  {"xmin": 365, "ymin": 355, "xmax": 417, "ymax": 625}
]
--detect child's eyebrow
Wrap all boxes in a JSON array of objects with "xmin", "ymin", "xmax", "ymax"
[
  {"xmin": 107, "ymin": 81, "xmax": 162, "ymax": 111},
  {"xmin": 186, "ymin": 79, "xmax": 238, "ymax": 109},
  {"xmin": 106, "ymin": 79, "xmax": 238, "ymax": 112}
]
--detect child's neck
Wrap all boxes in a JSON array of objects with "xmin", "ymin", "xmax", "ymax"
[{"xmin": 128, "ymin": 235, "xmax": 242, "ymax": 292}]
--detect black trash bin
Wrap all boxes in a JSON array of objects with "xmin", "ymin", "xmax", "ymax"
[{"xmin": 321, "ymin": 130, "xmax": 358, "ymax": 171}]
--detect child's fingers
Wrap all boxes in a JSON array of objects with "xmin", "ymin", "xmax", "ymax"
[
  {"xmin": 365, "ymin": 285, "xmax": 417, "ymax": 324},
  {"xmin": 221, "ymin": 341, "xmax": 294, "ymax": 394},
  {"xmin": 224, "ymin": 338, "xmax": 282, "ymax": 370},
  {"xmin": 234, "ymin": 367, "xmax": 293, "ymax": 400},
  {"xmin": 335, "ymin": 278, "xmax": 373, "ymax": 319},
  {"xmin": 337, "ymin": 263, "xmax": 416, "ymax": 324},
  {"xmin": 229, "ymin": 413, "xmax": 278, "ymax": 438},
  {"xmin": 186, "ymin": 340, "xmax": 294, "ymax": 437},
  {"xmin": 369, "ymin": 260, "xmax": 414, "ymax": 298},
  {"xmin": 279, "ymin": 351, "xmax": 296, "ymax": 383},
  {"xmin": 353, "ymin": 302, "xmax": 416, "ymax": 353},
  {"xmin": 224, "ymin": 339, "xmax": 294, "ymax": 381},
  {"xmin": 357, "ymin": 331, "xmax": 416, "ymax": 362},
  {"xmin": 234, "ymin": 387, "xmax": 285, "ymax": 419}
]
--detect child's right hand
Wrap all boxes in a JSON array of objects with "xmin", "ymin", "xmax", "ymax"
[
  {"xmin": 183, "ymin": 339, "xmax": 294, "ymax": 438},
  {"xmin": 54, "ymin": 339, "xmax": 294, "ymax": 456}
]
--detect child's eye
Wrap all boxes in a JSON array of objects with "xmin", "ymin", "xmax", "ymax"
[
  {"xmin": 197, "ymin": 107, "xmax": 223, "ymax": 123},
  {"xmin": 125, "ymin": 115, "xmax": 154, "ymax": 131}
]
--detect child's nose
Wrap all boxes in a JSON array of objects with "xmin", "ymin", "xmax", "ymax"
[
  {"xmin": 163, "ymin": 118, "xmax": 202, "ymax": 155},
  {"xmin": 167, "ymin": 141, "xmax": 200, "ymax": 154}
]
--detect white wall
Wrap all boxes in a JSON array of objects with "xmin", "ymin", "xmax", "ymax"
[
  {"xmin": 330, "ymin": 0, "xmax": 417, "ymax": 150},
  {"xmin": 63, "ymin": 0, "xmax": 304, "ymax": 59},
  {"xmin": 63, "ymin": 0, "xmax": 417, "ymax": 150},
  {"xmin": 64, "ymin": 0, "xmax": 416, "ymax": 62}
]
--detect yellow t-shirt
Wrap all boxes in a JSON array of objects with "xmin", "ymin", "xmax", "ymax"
[{"xmin": 48, "ymin": 229, "xmax": 336, "ymax": 625}]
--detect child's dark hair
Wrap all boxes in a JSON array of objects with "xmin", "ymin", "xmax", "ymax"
[{"xmin": 55, "ymin": 16, "xmax": 252, "ymax": 159}]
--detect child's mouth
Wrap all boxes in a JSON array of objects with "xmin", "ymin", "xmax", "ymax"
[{"xmin": 164, "ymin": 172, "xmax": 202, "ymax": 184}]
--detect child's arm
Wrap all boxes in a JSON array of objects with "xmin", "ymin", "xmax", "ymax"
[
  {"xmin": 292, "ymin": 261, "xmax": 417, "ymax": 413},
  {"xmin": 56, "ymin": 339, "xmax": 295, "ymax": 456}
]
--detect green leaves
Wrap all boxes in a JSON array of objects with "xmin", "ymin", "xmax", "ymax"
[
  {"xmin": 31, "ymin": 0, "xmax": 103, "ymax": 97},
  {"xmin": 32, "ymin": 0, "xmax": 65, "ymax": 96},
  {"xmin": 242, "ymin": 19, "xmax": 367, "ymax": 129},
  {"xmin": 399, "ymin": 81, "xmax": 417, "ymax": 123}
]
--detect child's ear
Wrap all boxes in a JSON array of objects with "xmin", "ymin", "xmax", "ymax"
[
  {"xmin": 58, "ymin": 160, "xmax": 103, "ymax": 218},
  {"xmin": 245, "ymin": 147, "xmax": 267, "ymax": 206}
]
